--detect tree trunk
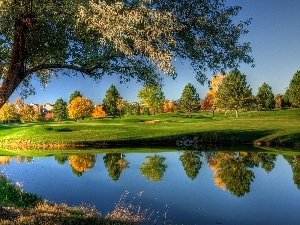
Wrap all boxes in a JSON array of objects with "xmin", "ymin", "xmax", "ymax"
[
  {"xmin": 0, "ymin": 16, "xmax": 29, "ymax": 108},
  {"xmin": 235, "ymin": 108, "xmax": 239, "ymax": 117}
]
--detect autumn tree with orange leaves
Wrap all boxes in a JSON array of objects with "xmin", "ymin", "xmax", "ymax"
[
  {"xmin": 92, "ymin": 105, "xmax": 106, "ymax": 118},
  {"xmin": 68, "ymin": 97, "xmax": 94, "ymax": 121},
  {"xmin": 69, "ymin": 155, "xmax": 96, "ymax": 177},
  {"xmin": 163, "ymin": 100, "xmax": 176, "ymax": 113}
]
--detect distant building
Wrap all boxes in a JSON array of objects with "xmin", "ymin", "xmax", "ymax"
[
  {"xmin": 29, "ymin": 103, "xmax": 53, "ymax": 115},
  {"xmin": 42, "ymin": 103, "xmax": 53, "ymax": 112}
]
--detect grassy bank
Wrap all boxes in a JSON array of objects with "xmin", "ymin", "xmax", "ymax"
[{"xmin": 0, "ymin": 109, "xmax": 299, "ymax": 150}]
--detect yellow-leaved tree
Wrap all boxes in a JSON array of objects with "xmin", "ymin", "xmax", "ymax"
[
  {"xmin": 92, "ymin": 105, "xmax": 106, "ymax": 118},
  {"xmin": 69, "ymin": 155, "xmax": 96, "ymax": 176},
  {"xmin": 205, "ymin": 73, "xmax": 226, "ymax": 109},
  {"xmin": 20, "ymin": 105, "xmax": 35, "ymax": 123},
  {"xmin": 0, "ymin": 102, "xmax": 18, "ymax": 123},
  {"xmin": 67, "ymin": 97, "xmax": 94, "ymax": 121}
]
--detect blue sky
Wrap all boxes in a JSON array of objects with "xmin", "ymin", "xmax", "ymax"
[{"xmin": 10, "ymin": 0, "xmax": 300, "ymax": 105}]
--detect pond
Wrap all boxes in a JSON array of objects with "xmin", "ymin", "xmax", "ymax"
[{"xmin": 1, "ymin": 150, "xmax": 300, "ymax": 224}]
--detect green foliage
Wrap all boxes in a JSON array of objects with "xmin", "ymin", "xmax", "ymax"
[
  {"xmin": 54, "ymin": 155, "xmax": 69, "ymax": 165},
  {"xmin": 137, "ymin": 86, "xmax": 165, "ymax": 114},
  {"xmin": 179, "ymin": 83, "xmax": 200, "ymax": 117},
  {"xmin": 217, "ymin": 156, "xmax": 254, "ymax": 197},
  {"xmin": 139, "ymin": 155, "xmax": 167, "ymax": 182},
  {"xmin": 52, "ymin": 98, "xmax": 68, "ymax": 122},
  {"xmin": 103, "ymin": 85, "xmax": 120, "ymax": 118},
  {"xmin": 0, "ymin": 174, "xmax": 40, "ymax": 207},
  {"xmin": 124, "ymin": 102, "xmax": 141, "ymax": 116},
  {"xmin": 284, "ymin": 155, "xmax": 300, "ymax": 189},
  {"xmin": 256, "ymin": 82, "xmax": 275, "ymax": 110},
  {"xmin": 216, "ymin": 70, "xmax": 252, "ymax": 117},
  {"xmin": 69, "ymin": 91, "xmax": 82, "ymax": 104},
  {"xmin": 248, "ymin": 152, "xmax": 276, "ymax": 173},
  {"xmin": 282, "ymin": 89, "xmax": 291, "ymax": 107},
  {"xmin": 286, "ymin": 70, "xmax": 300, "ymax": 107},
  {"xmin": 103, "ymin": 153, "xmax": 128, "ymax": 181},
  {"xmin": 0, "ymin": 0, "xmax": 253, "ymax": 108},
  {"xmin": 179, "ymin": 151, "xmax": 202, "ymax": 180}
]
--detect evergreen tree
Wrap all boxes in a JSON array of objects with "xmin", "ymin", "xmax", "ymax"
[
  {"xmin": 52, "ymin": 98, "xmax": 68, "ymax": 122},
  {"xmin": 179, "ymin": 83, "xmax": 200, "ymax": 117},
  {"xmin": 256, "ymin": 82, "xmax": 275, "ymax": 110},
  {"xmin": 69, "ymin": 91, "xmax": 82, "ymax": 104},
  {"xmin": 103, "ymin": 85, "xmax": 120, "ymax": 118}
]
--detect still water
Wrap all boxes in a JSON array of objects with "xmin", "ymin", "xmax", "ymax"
[{"xmin": 1, "ymin": 150, "xmax": 300, "ymax": 224}]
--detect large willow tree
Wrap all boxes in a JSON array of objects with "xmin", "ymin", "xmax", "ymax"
[{"xmin": 0, "ymin": 0, "xmax": 253, "ymax": 108}]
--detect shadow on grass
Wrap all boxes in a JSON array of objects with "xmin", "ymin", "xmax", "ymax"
[{"xmin": 74, "ymin": 129, "xmax": 300, "ymax": 149}]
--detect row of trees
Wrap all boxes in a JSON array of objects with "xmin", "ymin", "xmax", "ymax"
[
  {"xmin": 1, "ymin": 69, "xmax": 299, "ymax": 122},
  {"xmin": 201, "ymin": 69, "xmax": 300, "ymax": 117},
  {"xmin": 0, "ymin": 82, "xmax": 199, "ymax": 122}
]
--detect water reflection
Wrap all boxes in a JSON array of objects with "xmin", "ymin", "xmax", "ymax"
[
  {"xmin": 0, "ymin": 156, "xmax": 33, "ymax": 165},
  {"xmin": 69, "ymin": 155, "xmax": 96, "ymax": 176},
  {"xmin": 284, "ymin": 155, "xmax": 300, "ymax": 189},
  {"xmin": 1, "ymin": 151, "xmax": 300, "ymax": 198},
  {"xmin": 139, "ymin": 155, "xmax": 167, "ymax": 182},
  {"xmin": 104, "ymin": 153, "xmax": 129, "ymax": 181},
  {"xmin": 179, "ymin": 151, "xmax": 202, "ymax": 180}
]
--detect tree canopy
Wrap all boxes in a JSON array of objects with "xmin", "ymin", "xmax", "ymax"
[
  {"xmin": 52, "ymin": 98, "xmax": 68, "ymax": 122},
  {"xmin": 256, "ymin": 82, "xmax": 275, "ymax": 110},
  {"xmin": 103, "ymin": 84, "xmax": 120, "ymax": 117},
  {"xmin": 179, "ymin": 83, "xmax": 200, "ymax": 117},
  {"xmin": 216, "ymin": 70, "xmax": 252, "ymax": 117},
  {"xmin": 139, "ymin": 155, "xmax": 167, "ymax": 182},
  {"xmin": 137, "ymin": 85, "xmax": 165, "ymax": 114},
  {"xmin": 67, "ymin": 96, "xmax": 94, "ymax": 120},
  {"xmin": 286, "ymin": 70, "xmax": 300, "ymax": 107},
  {"xmin": 0, "ymin": 0, "xmax": 253, "ymax": 108}
]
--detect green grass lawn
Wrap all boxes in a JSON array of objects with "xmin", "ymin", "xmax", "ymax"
[{"xmin": 0, "ymin": 109, "xmax": 299, "ymax": 151}]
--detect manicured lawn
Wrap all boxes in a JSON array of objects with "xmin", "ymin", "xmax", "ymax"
[{"xmin": 0, "ymin": 109, "xmax": 299, "ymax": 150}]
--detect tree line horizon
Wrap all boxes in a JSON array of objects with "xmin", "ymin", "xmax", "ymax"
[{"xmin": 0, "ymin": 69, "xmax": 299, "ymax": 123}]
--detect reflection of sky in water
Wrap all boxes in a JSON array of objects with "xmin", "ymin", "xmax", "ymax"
[{"xmin": 1, "ymin": 152, "xmax": 300, "ymax": 224}]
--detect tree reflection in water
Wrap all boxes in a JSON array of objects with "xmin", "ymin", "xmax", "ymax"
[
  {"xmin": 103, "ymin": 153, "xmax": 129, "ymax": 181},
  {"xmin": 0, "ymin": 156, "xmax": 33, "ymax": 166},
  {"xmin": 284, "ymin": 155, "xmax": 300, "ymax": 189},
  {"xmin": 139, "ymin": 155, "xmax": 167, "ymax": 182},
  {"xmin": 179, "ymin": 151, "xmax": 202, "ymax": 180},
  {"xmin": 69, "ymin": 155, "xmax": 96, "ymax": 177},
  {"xmin": 205, "ymin": 151, "xmax": 277, "ymax": 197},
  {"xmin": 54, "ymin": 156, "xmax": 68, "ymax": 165},
  {"xmin": 2, "ymin": 150, "xmax": 300, "ymax": 198}
]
